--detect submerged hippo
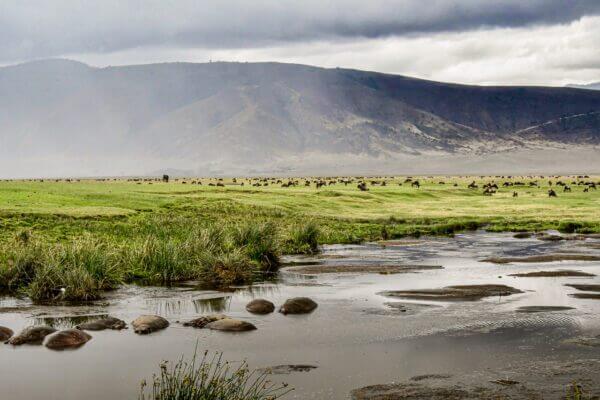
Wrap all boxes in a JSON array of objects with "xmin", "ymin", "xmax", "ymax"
[
  {"xmin": 44, "ymin": 329, "xmax": 92, "ymax": 350},
  {"xmin": 183, "ymin": 314, "xmax": 229, "ymax": 328},
  {"xmin": 279, "ymin": 297, "xmax": 318, "ymax": 315},
  {"xmin": 0, "ymin": 326, "xmax": 13, "ymax": 342},
  {"xmin": 76, "ymin": 317, "xmax": 127, "ymax": 331},
  {"xmin": 205, "ymin": 319, "xmax": 257, "ymax": 332},
  {"xmin": 7, "ymin": 326, "xmax": 57, "ymax": 345},
  {"xmin": 246, "ymin": 299, "xmax": 275, "ymax": 315},
  {"xmin": 131, "ymin": 315, "xmax": 169, "ymax": 334}
]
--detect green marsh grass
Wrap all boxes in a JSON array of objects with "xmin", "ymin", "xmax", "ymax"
[{"xmin": 139, "ymin": 351, "xmax": 292, "ymax": 400}]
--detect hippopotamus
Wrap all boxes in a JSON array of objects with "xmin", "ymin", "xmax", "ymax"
[
  {"xmin": 131, "ymin": 315, "xmax": 169, "ymax": 334},
  {"xmin": 44, "ymin": 329, "xmax": 92, "ymax": 350},
  {"xmin": 76, "ymin": 317, "xmax": 127, "ymax": 331},
  {"xmin": 183, "ymin": 314, "xmax": 229, "ymax": 328},
  {"xmin": 7, "ymin": 326, "xmax": 57, "ymax": 345},
  {"xmin": 279, "ymin": 297, "xmax": 318, "ymax": 315},
  {"xmin": 0, "ymin": 326, "xmax": 13, "ymax": 342},
  {"xmin": 205, "ymin": 319, "xmax": 257, "ymax": 332},
  {"xmin": 245, "ymin": 299, "xmax": 275, "ymax": 314}
]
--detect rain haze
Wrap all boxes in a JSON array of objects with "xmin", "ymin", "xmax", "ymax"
[{"xmin": 0, "ymin": 0, "xmax": 599, "ymax": 177}]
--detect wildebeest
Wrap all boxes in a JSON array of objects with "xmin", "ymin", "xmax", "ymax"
[{"xmin": 548, "ymin": 189, "xmax": 557, "ymax": 197}]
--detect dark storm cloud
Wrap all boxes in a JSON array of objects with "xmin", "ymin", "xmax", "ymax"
[{"xmin": 1, "ymin": 0, "xmax": 600, "ymax": 62}]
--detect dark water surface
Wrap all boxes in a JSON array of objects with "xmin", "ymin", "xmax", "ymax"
[{"xmin": 1, "ymin": 232, "xmax": 600, "ymax": 399}]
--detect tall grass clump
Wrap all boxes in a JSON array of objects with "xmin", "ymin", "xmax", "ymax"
[
  {"xmin": 231, "ymin": 222, "xmax": 280, "ymax": 272},
  {"xmin": 285, "ymin": 222, "xmax": 320, "ymax": 254},
  {"xmin": 197, "ymin": 248, "xmax": 256, "ymax": 287},
  {"xmin": 123, "ymin": 236, "xmax": 194, "ymax": 284},
  {"xmin": 139, "ymin": 351, "xmax": 292, "ymax": 400},
  {"xmin": 0, "ymin": 236, "xmax": 123, "ymax": 302}
]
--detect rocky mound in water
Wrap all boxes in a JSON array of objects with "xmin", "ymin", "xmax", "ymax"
[
  {"xmin": 246, "ymin": 299, "xmax": 275, "ymax": 314},
  {"xmin": 76, "ymin": 317, "xmax": 127, "ymax": 331},
  {"xmin": 482, "ymin": 254, "xmax": 600, "ymax": 264},
  {"xmin": 183, "ymin": 314, "xmax": 229, "ymax": 328},
  {"xmin": 279, "ymin": 297, "xmax": 318, "ymax": 314},
  {"xmin": 131, "ymin": 315, "xmax": 169, "ymax": 334},
  {"xmin": 287, "ymin": 264, "xmax": 442, "ymax": 274},
  {"xmin": 44, "ymin": 329, "xmax": 92, "ymax": 350},
  {"xmin": 509, "ymin": 270, "xmax": 595, "ymax": 277},
  {"xmin": 379, "ymin": 285, "xmax": 523, "ymax": 301},
  {"xmin": 7, "ymin": 326, "xmax": 57, "ymax": 345},
  {"xmin": 205, "ymin": 319, "xmax": 257, "ymax": 332},
  {"xmin": 0, "ymin": 326, "xmax": 13, "ymax": 341}
]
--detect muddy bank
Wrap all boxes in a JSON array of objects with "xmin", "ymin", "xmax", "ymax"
[
  {"xmin": 565, "ymin": 284, "xmax": 600, "ymax": 292},
  {"xmin": 509, "ymin": 270, "xmax": 596, "ymax": 277},
  {"xmin": 351, "ymin": 359, "xmax": 600, "ymax": 400},
  {"xmin": 515, "ymin": 306, "xmax": 575, "ymax": 313},
  {"xmin": 286, "ymin": 264, "xmax": 442, "ymax": 275},
  {"xmin": 482, "ymin": 254, "xmax": 600, "ymax": 264},
  {"xmin": 570, "ymin": 293, "xmax": 600, "ymax": 299},
  {"xmin": 379, "ymin": 284, "xmax": 522, "ymax": 301}
]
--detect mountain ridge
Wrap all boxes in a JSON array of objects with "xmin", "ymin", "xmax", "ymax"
[{"xmin": 1, "ymin": 59, "xmax": 599, "ymax": 177}]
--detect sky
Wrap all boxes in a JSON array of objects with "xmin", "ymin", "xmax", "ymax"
[{"xmin": 1, "ymin": 0, "xmax": 600, "ymax": 85}]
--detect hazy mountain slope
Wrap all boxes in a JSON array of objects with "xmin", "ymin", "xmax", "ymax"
[{"xmin": 0, "ymin": 59, "xmax": 599, "ymax": 177}]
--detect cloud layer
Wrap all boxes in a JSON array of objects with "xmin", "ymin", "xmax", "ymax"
[{"xmin": 2, "ymin": 0, "xmax": 600, "ymax": 85}]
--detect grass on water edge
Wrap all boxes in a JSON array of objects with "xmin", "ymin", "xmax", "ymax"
[
  {"xmin": 1, "ymin": 176, "xmax": 599, "ymax": 302},
  {"xmin": 0, "ymin": 221, "xmax": 318, "ymax": 302}
]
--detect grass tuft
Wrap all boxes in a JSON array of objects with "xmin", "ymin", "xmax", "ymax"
[{"xmin": 139, "ymin": 350, "xmax": 292, "ymax": 400}]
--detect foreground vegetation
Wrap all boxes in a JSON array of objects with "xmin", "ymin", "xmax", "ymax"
[
  {"xmin": 0, "ymin": 175, "xmax": 599, "ymax": 301},
  {"xmin": 139, "ymin": 351, "xmax": 291, "ymax": 400}
]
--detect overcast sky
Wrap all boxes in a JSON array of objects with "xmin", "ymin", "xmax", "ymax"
[{"xmin": 2, "ymin": 0, "xmax": 600, "ymax": 85}]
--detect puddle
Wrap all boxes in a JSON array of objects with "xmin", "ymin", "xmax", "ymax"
[{"xmin": 1, "ymin": 232, "xmax": 600, "ymax": 399}]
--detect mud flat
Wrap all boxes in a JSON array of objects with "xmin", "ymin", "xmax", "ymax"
[
  {"xmin": 515, "ymin": 306, "xmax": 575, "ymax": 313},
  {"xmin": 565, "ymin": 284, "xmax": 600, "ymax": 292},
  {"xmin": 509, "ymin": 270, "xmax": 596, "ymax": 277},
  {"xmin": 286, "ymin": 264, "xmax": 442, "ymax": 275},
  {"xmin": 482, "ymin": 254, "xmax": 600, "ymax": 263},
  {"xmin": 379, "ymin": 284, "xmax": 522, "ymax": 302},
  {"xmin": 351, "ymin": 359, "xmax": 600, "ymax": 400}
]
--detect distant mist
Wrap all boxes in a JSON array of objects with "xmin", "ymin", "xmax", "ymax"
[{"xmin": 1, "ymin": 59, "xmax": 600, "ymax": 178}]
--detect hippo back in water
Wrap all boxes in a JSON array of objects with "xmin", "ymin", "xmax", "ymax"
[
  {"xmin": 246, "ymin": 299, "xmax": 275, "ymax": 314},
  {"xmin": 44, "ymin": 329, "xmax": 92, "ymax": 350},
  {"xmin": 132, "ymin": 315, "xmax": 169, "ymax": 334},
  {"xmin": 205, "ymin": 319, "xmax": 257, "ymax": 332},
  {"xmin": 279, "ymin": 297, "xmax": 318, "ymax": 315},
  {"xmin": 0, "ymin": 326, "xmax": 13, "ymax": 342},
  {"xmin": 7, "ymin": 326, "xmax": 57, "ymax": 345},
  {"xmin": 76, "ymin": 317, "xmax": 127, "ymax": 331}
]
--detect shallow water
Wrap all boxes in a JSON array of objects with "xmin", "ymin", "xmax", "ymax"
[{"xmin": 1, "ymin": 232, "xmax": 600, "ymax": 399}]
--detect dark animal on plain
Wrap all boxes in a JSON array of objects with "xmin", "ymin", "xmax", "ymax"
[
  {"xmin": 584, "ymin": 187, "xmax": 589, "ymax": 193},
  {"xmin": 564, "ymin": 186, "xmax": 571, "ymax": 192},
  {"xmin": 162, "ymin": 174, "xmax": 169, "ymax": 183},
  {"xmin": 513, "ymin": 192, "xmax": 518, "ymax": 197},
  {"xmin": 483, "ymin": 187, "xmax": 495, "ymax": 196},
  {"xmin": 411, "ymin": 181, "xmax": 420, "ymax": 188},
  {"xmin": 357, "ymin": 182, "xmax": 368, "ymax": 191},
  {"xmin": 468, "ymin": 181, "xmax": 478, "ymax": 189},
  {"xmin": 548, "ymin": 189, "xmax": 557, "ymax": 197},
  {"xmin": 217, "ymin": 182, "xmax": 225, "ymax": 187}
]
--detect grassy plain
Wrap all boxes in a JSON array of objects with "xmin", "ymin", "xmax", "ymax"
[
  {"xmin": 1, "ymin": 175, "xmax": 599, "ymax": 301},
  {"xmin": 1, "ymin": 176, "xmax": 599, "ymax": 243}
]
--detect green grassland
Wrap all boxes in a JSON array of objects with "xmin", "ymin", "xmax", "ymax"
[
  {"xmin": 1, "ymin": 176, "xmax": 599, "ymax": 243},
  {"xmin": 1, "ymin": 175, "xmax": 599, "ymax": 302}
]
